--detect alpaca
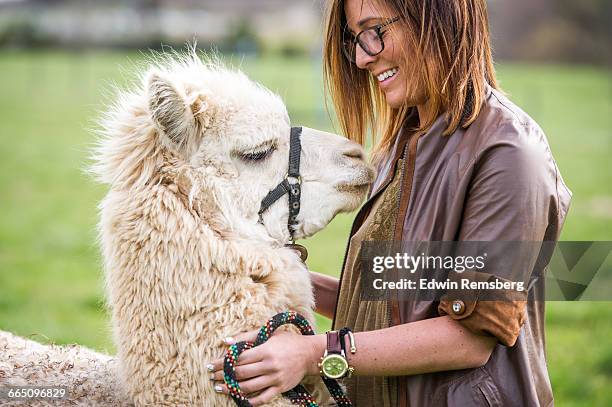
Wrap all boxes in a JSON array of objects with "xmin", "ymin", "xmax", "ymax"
[
  {"xmin": 90, "ymin": 52, "xmax": 374, "ymax": 406},
  {"xmin": 0, "ymin": 330, "xmax": 129, "ymax": 406}
]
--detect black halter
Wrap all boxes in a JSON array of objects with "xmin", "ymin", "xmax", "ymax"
[{"xmin": 258, "ymin": 126, "xmax": 302, "ymax": 243}]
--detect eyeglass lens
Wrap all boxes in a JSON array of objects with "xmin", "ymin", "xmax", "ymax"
[{"xmin": 343, "ymin": 27, "xmax": 384, "ymax": 62}]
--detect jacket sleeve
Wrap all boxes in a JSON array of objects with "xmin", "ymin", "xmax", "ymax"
[{"xmin": 438, "ymin": 120, "xmax": 569, "ymax": 347}]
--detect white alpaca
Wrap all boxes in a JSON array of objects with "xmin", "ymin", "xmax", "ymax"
[
  {"xmin": 0, "ymin": 330, "xmax": 129, "ymax": 406},
  {"xmin": 89, "ymin": 52, "xmax": 374, "ymax": 406}
]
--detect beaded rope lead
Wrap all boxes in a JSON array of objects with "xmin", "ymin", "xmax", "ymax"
[{"xmin": 223, "ymin": 311, "xmax": 352, "ymax": 407}]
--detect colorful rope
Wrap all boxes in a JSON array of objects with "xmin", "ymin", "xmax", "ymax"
[{"xmin": 223, "ymin": 311, "xmax": 352, "ymax": 407}]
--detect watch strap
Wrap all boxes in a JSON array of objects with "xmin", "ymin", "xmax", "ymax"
[{"xmin": 326, "ymin": 331, "xmax": 342, "ymax": 355}]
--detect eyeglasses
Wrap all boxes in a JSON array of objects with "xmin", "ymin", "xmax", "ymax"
[{"xmin": 342, "ymin": 17, "xmax": 400, "ymax": 63}]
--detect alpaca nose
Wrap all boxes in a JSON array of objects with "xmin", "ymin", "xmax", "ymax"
[{"xmin": 342, "ymin": 145, "xmax": 365, "ymax": 161}]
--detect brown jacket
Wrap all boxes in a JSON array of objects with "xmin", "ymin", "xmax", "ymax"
[{"xmin": 332, "ymin": 85, "xmax": 572, "ymax": 406}]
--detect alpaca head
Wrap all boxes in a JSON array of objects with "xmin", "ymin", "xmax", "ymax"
[{"xmin": 96, "ymin": 53, "xmax": 374, "ymax": 244}]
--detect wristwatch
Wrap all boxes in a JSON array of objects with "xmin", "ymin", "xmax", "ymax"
[{"xmin": 318, "ymin": 331, "xmax": 353, "ymax": 379}]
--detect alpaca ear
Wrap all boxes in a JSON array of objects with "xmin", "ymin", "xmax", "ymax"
[{"xmin": 147, "ymin": 71, "xmax": 197, "ymax": 150}]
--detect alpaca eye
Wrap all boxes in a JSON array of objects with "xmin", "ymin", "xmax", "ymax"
[{"xmin": 240, "ymin": 147, "xmax": 275, "ymax": 162}]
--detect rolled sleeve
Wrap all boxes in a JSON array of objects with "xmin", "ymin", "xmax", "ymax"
[{"xmin": 437, "ymin": 271, "xmax": 527, "ymax": 347}]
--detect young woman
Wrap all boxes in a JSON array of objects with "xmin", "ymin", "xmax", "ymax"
[{"xmin": 209, "ymin": 0, "xmax": 571, "ymax": 405}]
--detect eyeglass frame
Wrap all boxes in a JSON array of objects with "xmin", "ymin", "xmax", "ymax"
[{"xmin": 342, "ymin": 16, "xmax": 401, "ymax": 63}]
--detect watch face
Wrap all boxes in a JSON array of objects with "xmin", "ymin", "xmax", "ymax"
[{"xmin": 322, "ymin": 354, "xmax": 348, "ymax": 379}]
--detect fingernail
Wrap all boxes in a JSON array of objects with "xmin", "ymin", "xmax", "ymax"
[
  {"xmin": 206, "ymin": 363, "xmax": 214, "ymax": 372},
  {"xmin": 224, "ymin": 337, "xmax": 235, "ymax": 345},
  {"xmin": 209, "ymin": 374, "xmax": 215, "ymax": 381},
  {"xmin": 214, "ymin": 384, "xmax": 223, "ymax": 393}
]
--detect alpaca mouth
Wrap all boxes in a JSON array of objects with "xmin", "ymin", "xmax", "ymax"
[
  {"xmin": 335, "ymin": 166, "xmax": 375, "ymax": 194},
  {"xmin": 335, "ymin": 182, "xmax": 371, "ymax": 194}
]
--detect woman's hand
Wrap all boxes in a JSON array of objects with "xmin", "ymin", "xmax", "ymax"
[{"xmin": 207, "ymin": 330, "xmax": 326, "ymax": 406}]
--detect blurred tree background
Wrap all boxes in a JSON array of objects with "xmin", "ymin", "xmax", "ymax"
[
  {"xmin": 0, "ymin": 1, "xmax": 610, "ymax": 406},
  {"xmin": 0, "ymin": 0, "xmax": 609, "ymax": 64},
  {"xmin": 489, "ymin": 0, "xmax": 611, "ymax": 65}
]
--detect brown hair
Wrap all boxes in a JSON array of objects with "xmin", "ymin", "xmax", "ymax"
[{"xmin": 323, "ymin": 0, "xmax": 499, "ymax": 163}]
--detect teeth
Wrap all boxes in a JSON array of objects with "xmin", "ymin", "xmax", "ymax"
[{"xmin": 377, "ymin": 68, "xmax": 398, "ymax": 82}]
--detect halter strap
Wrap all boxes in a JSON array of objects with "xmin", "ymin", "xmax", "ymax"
[
  {"xmin": 258, "ymin": 127, "xmax": 302, "ymax": 242},
  {"xmin": 287, "ymin": 126, "xmax": 301, "ymax": 178}
]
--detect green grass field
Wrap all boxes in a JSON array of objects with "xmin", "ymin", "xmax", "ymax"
[{"xmin": 0, "ymin": 50, "xmax": 610, "ymax": 406}]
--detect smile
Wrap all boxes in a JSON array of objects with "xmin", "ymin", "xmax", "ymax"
[{"xmin": 376, "ymin": 67, "xmax": 398, "ymax": 83}]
